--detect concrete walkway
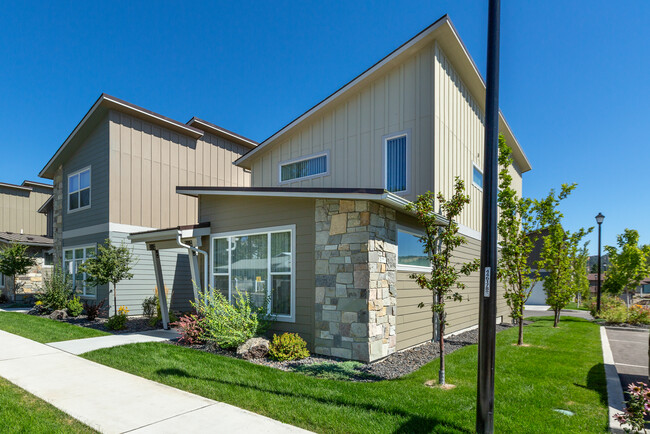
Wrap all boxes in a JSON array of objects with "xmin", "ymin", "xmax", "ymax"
[
  {"xmin": 524, "ymin": 307, "xmax": 593, "ymax": 320},
  {"xmin": 0, "ymin": 330, "xmax": 309, "ymax": 433},
  {"xmin": 48, "ymin": 329, "xmax": 181, "ymax": 355}
]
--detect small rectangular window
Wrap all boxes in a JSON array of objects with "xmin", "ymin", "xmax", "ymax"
[
  {"xmin": 472, "ymin": 164, "xmax": 483, "ymax": 190},
  {"xmin": 385, "ymin": 133, "xmax": 408, "ymax": 193},
  {"xmin": 397, "ymin": 229, "xmax": 429, "ymax": 269},
  {"xmin": 68, "ymin": 167, "xmax": 91, "ymax": 212},
  {"xmin": 280, "ymin": 153, "xmax": 328, "ymax": 183},
  {"xmin": 43, "ymin": 252, "xmax": 54, "ymax": 266}
]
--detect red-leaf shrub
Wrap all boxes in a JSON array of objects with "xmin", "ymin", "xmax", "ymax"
[
  {"xmin": 83, "ymin": 299, "xmax": 106, "ymax": 321},
  {"xmin": 172, "ymin": 314, "xmax": 206, "ymax": 345}
]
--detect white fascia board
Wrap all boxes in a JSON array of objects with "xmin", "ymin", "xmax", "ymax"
[
  {"xmin": 128, "ymin": 227, "xmax": 211, "ymax": 243},
  {"xmin": 176, "ymin": 188, "xmax": 389, "ymax": 201}
]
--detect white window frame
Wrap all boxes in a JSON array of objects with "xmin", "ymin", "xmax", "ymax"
[
  {"xmin": 43, "ymin": 249, "xmax": 54, "ymax": 268},
  {"xmin": 396, "ymin": 225, "xmax": 431, "ymax": 272},
  {"xmin": 278, "ymin": 151, "xmax": 330, "ymax": 184},
  {"xmin": 472, "ymin": 162, "xmax": 483, "ymax": 191},
  {"xmin": 383, "ymin": 130, "xmax": 411, "ymax": 195},
  {"xmin": 67, "ymin": 166, "xmax": 92, "ymax": 213},
  {"xmin": 62, "ymin": 244, "xmax": 97, "ymax": 298},
  {"xmin": 210, "ymin": 225, "xmax": 296, "ymax": 323}
]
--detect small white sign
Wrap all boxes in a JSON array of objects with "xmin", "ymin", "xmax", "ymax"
[{"xmin": 484, "ymin": 267, "xmax": 491, "ymax": 297}]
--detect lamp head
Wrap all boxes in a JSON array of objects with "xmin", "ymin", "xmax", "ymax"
[{"xmin": 595, "ymin": 212, "xmax": 605, "ymax": 224}]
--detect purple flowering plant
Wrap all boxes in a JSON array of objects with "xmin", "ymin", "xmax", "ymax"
[{"xmin": 614, "ymin": 382, "xmax": 650, "ymax": 433}]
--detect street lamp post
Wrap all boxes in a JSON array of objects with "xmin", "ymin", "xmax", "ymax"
[{"xmin": 595, "ymin": 213, "xmax": 605, "ymax": 313}]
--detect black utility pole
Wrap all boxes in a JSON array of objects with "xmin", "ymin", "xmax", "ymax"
[
  {"xmin": 477, "ymin": 0, "xmax": 501, "ymax": 432},
  {"xmin": 595, "ymin": 213, "xmax": 605, "ymax": 313}
]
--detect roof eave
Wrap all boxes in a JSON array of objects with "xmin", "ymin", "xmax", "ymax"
[{"xmin": 187, "ymin": 118, "xmax": 258, "ymax": 149}]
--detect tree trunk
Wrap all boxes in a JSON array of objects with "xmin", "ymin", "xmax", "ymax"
[
  {"xmin": 113, "ymin": 283, "xmax": 118, "ymax": 316},
  {"xmin": 439, "ymin": 318, "xmax": 445, "ymax": 385},
  {"xmin": 553, "ymin": 308, "xmax": 560, "ymax": 327},
  {"xmin": 518, "ymin": 304, "xmax": 524, "ymax": 345},
  {"xmin": 12, "ymin": 275, "xmax": 17, "ymax": 302}
]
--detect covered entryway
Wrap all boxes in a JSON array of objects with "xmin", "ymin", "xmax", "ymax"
[{"xmin": 128, "ymin": 223, "xmax": 211, "ymax": 329}]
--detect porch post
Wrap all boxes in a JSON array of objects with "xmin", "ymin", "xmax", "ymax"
[
  {"xmin": 187, "ymin": 249, "xmax": 201, "ymax": 305},
  {"xmin": 151, "ymin": 246, "xmax": 170, "ymax": 330}
]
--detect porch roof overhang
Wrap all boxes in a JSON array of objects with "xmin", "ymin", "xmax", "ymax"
[
  {"xmin": 128, "ymin": 222, "xmax": 211, "ymax": 249},
  {"xmin": 175, "ymin": 186, "xmax": 448, "ymax": 225}
]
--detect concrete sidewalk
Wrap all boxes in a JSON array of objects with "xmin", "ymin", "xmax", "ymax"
[
  {"xmin": 47, "ymin": 329, "xmax": 181, "ymax": 355},
  {"xmin": 0, "ymin": 330, "xmax": 309, "ymax": 433}
]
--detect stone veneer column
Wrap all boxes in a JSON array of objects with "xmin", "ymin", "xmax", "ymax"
[
  {"xmin": 314, "ymin": 199, "xmax": 397, "ymax": 362},
  {"xmin": 52, "ymin": 165, "xmax": 64, "ymax": 264}
]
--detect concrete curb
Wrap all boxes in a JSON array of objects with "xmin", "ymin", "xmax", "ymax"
[{"xmin": 600, "ymin": 326, "xmax": 625, "ymax": 433}]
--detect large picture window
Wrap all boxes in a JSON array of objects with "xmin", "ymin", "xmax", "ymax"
[
  {"xmin": 63, "ymin": 246, "xmax": 96, "ymax": 297},
  {"xmin": 68, "ymin": 167, "xmax": 91, "ymax": 212},
  {"xmin": 384, "ymin": 132, "xmax": 409, "ymax": 193},
  {"xmin": 211, "ymin": 226, "xmax": 295, "ymax": 321},
  {"xmin": 397, "ymin": 228, "xmax": 430, "ymax": 270},
  {"xmin": 279, "ymin": 152, "xmax": 328, "ymax": 183}
]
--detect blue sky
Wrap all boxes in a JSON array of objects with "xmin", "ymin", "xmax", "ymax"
[{"xmin": 0, "ymin": 1, "xmax": 648, "ymax": 253}]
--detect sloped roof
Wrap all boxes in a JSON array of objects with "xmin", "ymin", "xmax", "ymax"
[
  {"xmin": 186, "ymin": 118, "xmax": 257, "ymax": 149},
  {"xmin": 235, "ymin": 15, "xmax": 531, "ymax": 173},
  {"xmin": 0, "ymin": 232, "xmax": 53, "ymax": 247}
]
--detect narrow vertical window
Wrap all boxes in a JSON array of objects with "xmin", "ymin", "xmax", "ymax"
[
  {"xmin": 472, "ymin": 164, "xmax": 483, "ymax": 190},
  {"xmin": 68, "ymin": 167, "xmax": 91, "ymax": 212},
  {"xmin": 385, "ymin": 133, "xmax": 408, "ymax": 193}
]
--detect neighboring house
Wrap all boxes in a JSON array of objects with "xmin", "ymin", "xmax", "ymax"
[
  {"xmin": 132, "ymin": 15, "xmax": 531, "ymax": 362},
  {"xmin": 38, "ymin": 94, "xmax": 256, "ymax": 314},
  {"xmin": 0, "ymin": 180, "xmax": 54, "ymax": 300}
]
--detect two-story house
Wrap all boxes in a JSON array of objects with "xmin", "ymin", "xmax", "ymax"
[
  {"xmin": 0, "ymin": 180, "xmax": 53, "ymax": 300},
  {"xmin": 133, "ymin": 15, "xmax": 532, "ymax": 362},
  {"xmin": 38, "ymin": 94, "xmax": 256, "ymax": 314}
]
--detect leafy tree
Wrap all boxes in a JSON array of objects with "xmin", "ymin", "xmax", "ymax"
[
  {"xmin": 406, "ymin": 177, "xmax": 479, "ymax": 386},
  {"xmin": 496, "ymin": 134, "xmax": 539, "ymax": 345},
  {"xmin": 535, "ymin": 184, "xmax": 592, "ymax": 327},
  {"xmin": 603, "ymin": 229, "xmax": 650, "ymax": 307},
  {"xmin": 0, "ymin": 243, "xmax": 36, "ymax": 301},
  {"xmin": 570, "ymin": 244, "xmax": 591, "ymax": 308},
  {"xmin": 78, "ymin": 239, "xmax": 135, "ymax": 316}
]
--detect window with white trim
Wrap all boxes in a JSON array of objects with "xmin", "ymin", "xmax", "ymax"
[
  {"xmin": 43, "ymin": 251, "xmax": 54, "ymax": 267},
  {"xmin": 397, "ymin": 228, "xmax": 430, "ymax": 270},
  {"xmin": 212, "ymin": 227, "xmax": 294, "ymax": 321},
  {"xmin": 63, "ymin": 246, "xmax": 96, "ymax": 296},
  {"xmin": 472, "ymin": 164, "xmax": 483, "ymax": 190},
  {"xmin": 68, "ymin": 167, "xmax": 91, "ymax": 212},
  {"xmin": 385, "ymin": 132, "xmax": 408, "ymax": 193},
  {"xmin": 279, "ymin": 153, "xmax": 328, "ymax": 183}
]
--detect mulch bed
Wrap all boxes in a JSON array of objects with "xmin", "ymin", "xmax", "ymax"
[
  {"xmin": 175, "ymin": 323, "xmax": 513, "ymax": 382},
  {"xmin": 42, "ymin": 313, "xmax": 163, "ymax": 334}
]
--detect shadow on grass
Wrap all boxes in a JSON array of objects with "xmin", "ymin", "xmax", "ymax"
[
  {"xmin": 573, "ymin": 363, "xmax": 608, "ymax": 406},
  {"xmin": 155, "ymin": 367, "xmax": 471, "ymax": 433}
]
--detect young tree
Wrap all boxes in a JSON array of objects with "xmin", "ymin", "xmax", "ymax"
[
  {"xmin": 570, "ymin": 244, "xmax": 591, "ymax": 308},
  {"xmin": 496, "ymin": 134, "xmax": 539, "ymax": 345},
  {"xmin": 0, "ymin": 243, "xmax": 36, "ymax": 301},
  {"xmin": 603, "ymin": 229, "xmax": 650, "ymax": 307},
  {"xmin": 406, "ymin": 177, "xmax": 479, "ymax": 386},
  {"xmin": 79, "ymin": 239, "xmax": 135, "ymax": 316},
  {"xmin": 535, "ymin": 185, "xmax": 592, "ymax": 327}
]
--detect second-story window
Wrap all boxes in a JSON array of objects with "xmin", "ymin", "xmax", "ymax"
[
  {"xmin": 68, "ymin": 167, "xmax": 91, "ymax": 212},
  {"xmin": 472, "ymin": 163, "xmax": 483, "ymax": 190},
  {"xmin": 385, "ymin": 131, "xmax": 409, "ymax": 193},
  {"xmin": 279, "ymin": 152, "xmax": 328, "ymax": 183}
]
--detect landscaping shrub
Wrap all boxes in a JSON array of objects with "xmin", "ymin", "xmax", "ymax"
[
  {"xmin": 36, "ymin": 266, "xmax": 72, "ymax": 311},
  {"xmin": 615, "ymin": 382, "xmax": 650, "ymax": 433},
  {"xmin": 142, "ymin": 295, "xmax": 157, "ymax": 318},
  {"xmin": 66, "ymin": 295, "xmax": 83, "ymax": 317},
  {"xmin": 106, "ymin": 305, "xmax": 129, "ymax": 330},
  {"xmin": 589, "ymin": 295, "xmax": 625, "ymax": 318},
  {"xmin": 294, "ymin": 361, "xmax": 373, "ymax": 381},
  {"xmin": 29, "ymin": 300, "xmax": 49, "ymax": 315},
  {"xmin": 268, "ymin": 333, "xmax": 309, "ymax": 361},
  {"xmin": 172, "ymin": 314, "xmax": 205, "ymax": 345},
  {"xmin": 627, "ymin": 304, "xmax": 650, "ymax": 325},
  {"xmin": 83, "ymin": 299, "xmax": 105, "ymax": 321},
  {"xmin": 195, "ymin": 290, "xmax": 262, "ymax": 349},
  {"xmin": 0, "ymin": 293, "xmax": 8, "ymax": 304},
  {"xmin": 601, "ymin": 304, "xmax": 628, "ymax": 324}
]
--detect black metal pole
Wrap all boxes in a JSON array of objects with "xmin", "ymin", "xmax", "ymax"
[
  {"xmin": 597, "ymin": 222, "xmax": 602, "ymax": 313},
  {"xmin": 477, "ymin": 0, "xmax": 500, "ymax": 432}
]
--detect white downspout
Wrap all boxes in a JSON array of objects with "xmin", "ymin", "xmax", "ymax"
[{"xmin": 176, "ymin": 231, "xmax": 210, "ymax": 299}]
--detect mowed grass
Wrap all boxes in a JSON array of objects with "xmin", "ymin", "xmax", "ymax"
[
  {"xmin": 0, "ymin": 376, "xmax": 96, "ymax": 433},
  {"xmin": 83, "ymin": 317, "xmax": 608, "ymax": 433},
  {"xmin": 0, "ymin": 312, "xmax": 109, "ymax": 343}
]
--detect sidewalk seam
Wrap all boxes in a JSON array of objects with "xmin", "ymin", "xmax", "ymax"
[{"xmin": 121, "ymin": 403, "xmax": 217, "ymax": 433}]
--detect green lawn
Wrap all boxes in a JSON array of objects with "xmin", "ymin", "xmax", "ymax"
[
  {"xmin": 83, "ymin": 317, "xmax": 608, "ymax": 433},
  {"xmin": 0, "ymin": 312, "xmax": 109, "ymax": 343},
  {"xmin": 0, "ymin": 376, "xmax": 96, "ymax": 433},
  {"xmin": 565, "ymin": 302, "xmax": 591, "ymax": 311}
]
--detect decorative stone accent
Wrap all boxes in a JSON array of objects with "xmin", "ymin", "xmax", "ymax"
[
  {"xmin": 314, "ymin": 199, "xmax": 397, "ymax": 362},
  {"xmin": 53, "ymin": 165, "xmax": 64, "ymax": 264},
  {"xmin": 2, "ymin": 254, "xmax": 50, "ymax": 300}
]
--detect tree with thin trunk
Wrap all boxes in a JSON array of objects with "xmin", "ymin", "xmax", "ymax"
[
  {"xmin": 406, "ymin": 177, "xmax": 479, "ymax": 386},
  {"xmin": 79, "ymin": 239, "xmax": 135, "ymax": 316},
  {"xmin": 0, "ymin": 243, "xmax": 37, "ymax": 301},
  {"xmin": 603, "ymin": 229, "xmax": 649, "ymax": 307},
  {"xmin": 570, "ymin": 244, "xmax": 590, "ymax": 308},
  {"xmin": 535, "ymin": 185, "xmax": 592, "ymax": 327},
  {"xmin": 496, "ymin": 134, "xmax": 539, "ymax": 345}
]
